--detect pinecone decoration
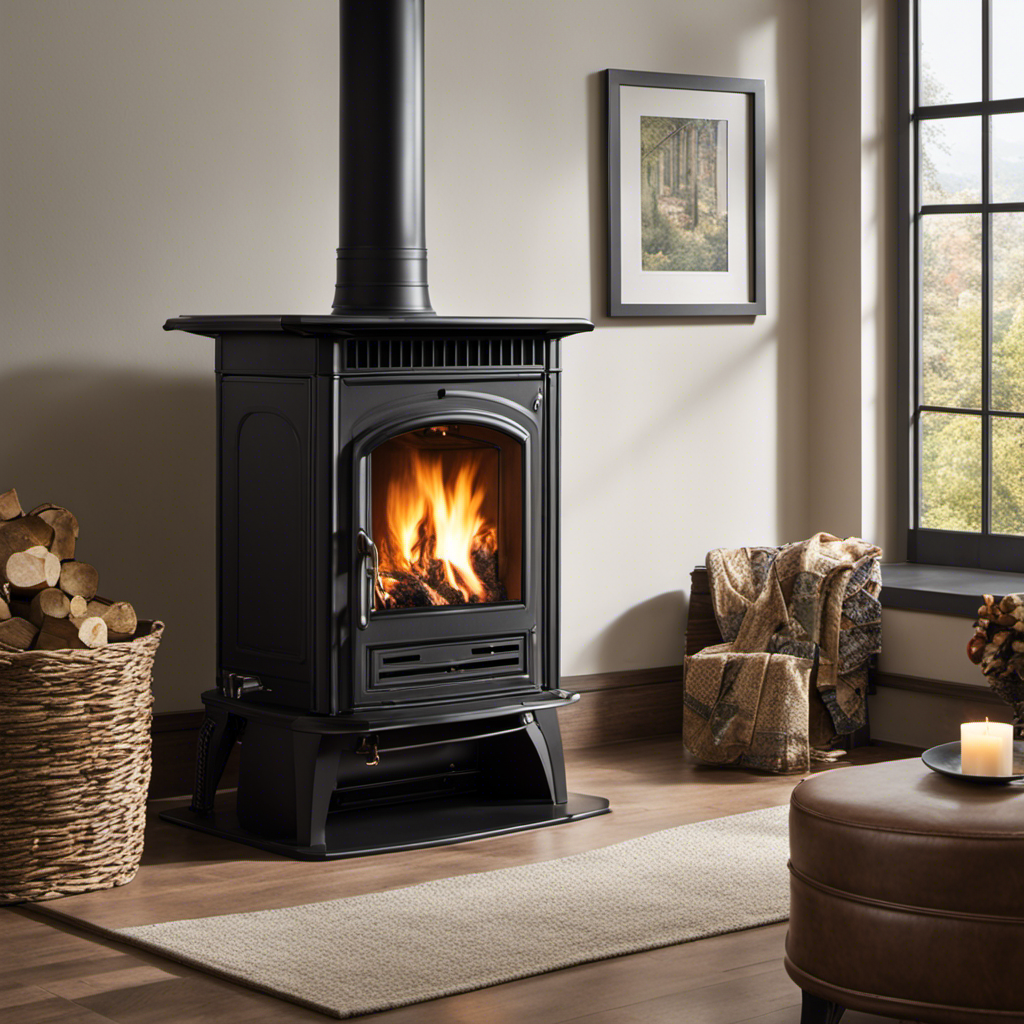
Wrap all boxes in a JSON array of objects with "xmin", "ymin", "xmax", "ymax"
[{"xmin": 968, "ymin": 594, "xmax": 1024, "ymax": 731}]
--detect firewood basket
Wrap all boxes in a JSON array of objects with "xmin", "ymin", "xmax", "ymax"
[{"xmin": 0, "ymin": 621, "xmax": 163, "ymax": 902}]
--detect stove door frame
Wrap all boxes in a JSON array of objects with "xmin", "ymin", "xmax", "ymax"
[{"xmin": 340, "ymin": 380, "xmax": 546, "ymax": 710}]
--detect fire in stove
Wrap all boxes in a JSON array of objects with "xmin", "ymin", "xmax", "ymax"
[{"xmin": 371, "ymin": 424, "xmax": 520, "ymax": 610}]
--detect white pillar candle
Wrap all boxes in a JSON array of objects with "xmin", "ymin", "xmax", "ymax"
[{"xmin": 961, "ymin": 719, "xmax": 1014, "ymax": 776}]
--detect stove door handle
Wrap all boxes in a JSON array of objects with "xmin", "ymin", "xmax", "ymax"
[{"xmin": 356, "ymin": 529, "xmax": 381, "ymax": 629}]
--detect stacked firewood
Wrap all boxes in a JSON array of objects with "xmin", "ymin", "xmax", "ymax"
[{"xmin": 0, "ymin": 488, "xmax": 138, "ymax": 651}]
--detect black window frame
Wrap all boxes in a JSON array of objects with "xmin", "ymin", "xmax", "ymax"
[{"xmin": 898, "ymin": 0, "xmax": 1024, "ymax": 571}]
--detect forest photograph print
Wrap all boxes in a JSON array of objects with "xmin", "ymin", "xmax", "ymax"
[
  {"xmin": 640, "ymin": 116, "xmax": 728, "ymax": 273},
  {"xmin": 607, "ymin": 69, "xmax": 764, "ymax": 316}
]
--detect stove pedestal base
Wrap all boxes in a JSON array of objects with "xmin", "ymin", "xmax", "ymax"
[{"xmin": 160, "ymin": 689, "xmax": 610, "ymax": 860}]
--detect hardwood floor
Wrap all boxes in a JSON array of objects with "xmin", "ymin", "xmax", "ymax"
[{"xmin": 1, "ymin": 738, "xmax": 917, "ymax": 1024}]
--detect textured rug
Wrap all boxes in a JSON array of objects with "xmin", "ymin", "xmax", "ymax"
[{"xmin": 114, "ymin": 805, "xmax": 791, "ymax": 1019}]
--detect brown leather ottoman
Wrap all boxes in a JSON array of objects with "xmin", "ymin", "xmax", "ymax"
[{"xmin": 786, "ymin": 758, "xmax": 1024, "ymax": 1024}]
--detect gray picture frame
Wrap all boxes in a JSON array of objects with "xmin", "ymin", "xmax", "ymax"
[{"xmin": 606, "ymin": 69, "xmax": 766, "ymax": 318}]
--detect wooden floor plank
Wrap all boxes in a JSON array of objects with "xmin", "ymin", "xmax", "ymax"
[
  {"xmin": 43, "ymin": 966, "xmax": 180, "ymax": 1001},
  {"xmin": 553, "ymin": 968, "xmax": 801, "ymax": 1024},
  {"xmin": 0, "ymin": 983, "xmax": 63, "ymax": 1011},
  {"xmin": 2, "ymin": 739, "xmax": 914, "ymax": 1024},
  {"xmin": 365, "ymin": 927, "xmax": 789, "ymax": 1024}
]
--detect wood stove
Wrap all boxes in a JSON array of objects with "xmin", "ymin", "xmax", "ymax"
[{"xmin": 159, "ymin": 0, "xmax": 607, "ymax": 859}]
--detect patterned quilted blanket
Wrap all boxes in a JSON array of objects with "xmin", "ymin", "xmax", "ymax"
[{"xmin": 684, "ymin": 533, "xmax": 882, "ymax": 774}]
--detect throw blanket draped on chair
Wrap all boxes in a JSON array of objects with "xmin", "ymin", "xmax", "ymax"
[{"xmin": 683, "ymin": 533, "xmax": 882, "ymax": 774}]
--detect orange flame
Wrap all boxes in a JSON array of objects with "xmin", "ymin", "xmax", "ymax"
[{"xmin": 379, "ymin": 449, "xmax": 494, "ymax": 603}]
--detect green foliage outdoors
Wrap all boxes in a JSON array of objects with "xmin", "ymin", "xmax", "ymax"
[{"xmin": 917, "ymin": 75, "xmax": 1024, "ymax": 536}]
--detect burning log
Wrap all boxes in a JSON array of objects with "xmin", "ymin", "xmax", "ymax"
[
  {"xmin": 434, "ymin": 577, "xmax": 467, "ymax": 605},
  {"xmin": 471, "ymin": 544, "xmax": 505, "ymax": 603},
  {"xmin": 379, "ymin": 552, "xmax": 506, "ymax": 610},
  {"xmin": 422, "ymin": 559, "xmax": 467, "ymax": 605},
  {"xmin": 379, "ymin": 569, "xmax": 445, "ymax": 608}
]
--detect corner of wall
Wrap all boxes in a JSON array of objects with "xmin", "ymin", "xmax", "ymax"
[{"xmin": 805, "ymin": 0, "xmax": 897, "ymax": 555}]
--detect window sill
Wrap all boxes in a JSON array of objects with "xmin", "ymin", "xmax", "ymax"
[{"xmin": 881, "ymin": 563, "xmax": 1024, "ymax": 617}]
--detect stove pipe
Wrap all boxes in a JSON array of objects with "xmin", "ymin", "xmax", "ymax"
[{"xmin": 332, "ymin": 0, "xmax": 435, "ymax": 317}]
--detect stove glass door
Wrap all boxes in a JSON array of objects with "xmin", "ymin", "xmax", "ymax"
[{"xmin": 370, "ymin": 424, "xmax": 523, "ymax": 610}]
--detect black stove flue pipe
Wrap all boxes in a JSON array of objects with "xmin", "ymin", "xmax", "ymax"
[{"xmin": 332, "ymin": 0, "xmax": 435, "ymax": 317}]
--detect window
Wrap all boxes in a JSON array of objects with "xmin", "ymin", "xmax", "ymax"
[{"xmin": 899, "ymin": 0, "xmax": 1024, "ymax": 570}]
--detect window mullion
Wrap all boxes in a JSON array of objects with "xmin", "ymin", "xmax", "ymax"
[
  {"xmin": 912, "ymin": 120, "xmax": 922, "ymax": 535},
  {"xmin": 909, "ymin": 0, "xmax": 925, "ymax": 544},
  {"xmin": 921, "ymin": 201, "xmax": 1024, "ymax": 215},
  {"xmin": 981, "ymin": 0, "xmax": 992, "ymax": 535},
  {"xmin": 983, "ymin": 0, "xmax": 991, "ymax": 106}
]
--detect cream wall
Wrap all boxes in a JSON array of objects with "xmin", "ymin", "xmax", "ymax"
[
  {"xmin": 806, "ymin": 0, "xmax": 898, "ymax": 552},
  {"xmin": 869, "ymin": 608, "xmax": 1005, "ymax": 747},
  {"xmin": 2, "ymin": 0, "xmax": 813, "ymax": 712}
]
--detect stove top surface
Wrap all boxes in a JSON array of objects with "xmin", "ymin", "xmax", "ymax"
[{"xmin": 165, "ymin": 315, "xmax": 595, "ymax": 338}]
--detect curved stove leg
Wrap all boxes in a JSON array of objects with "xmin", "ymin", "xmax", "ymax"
[{"xmin": 190, "ymin": 709, "xmax": 243, "ymax": 816}]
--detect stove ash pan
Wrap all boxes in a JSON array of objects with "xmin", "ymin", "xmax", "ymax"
[{"xmin": 186, "ymin": 317, "xmax": 593, "ymax": 718}]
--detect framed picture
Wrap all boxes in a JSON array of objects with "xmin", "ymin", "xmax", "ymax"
[{"xmin": 606, "ymin": 69, "xmax": 765, "ymax": 317}]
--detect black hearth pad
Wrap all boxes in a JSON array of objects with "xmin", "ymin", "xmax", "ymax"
[{"xmin": 160, "ymin": 794, "xmax": 610, "ymax": 861}]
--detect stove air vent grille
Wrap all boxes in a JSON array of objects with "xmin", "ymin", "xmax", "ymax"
[{"xmin": 343, "ymin": 336, "xmax": 546, "ymax": 372}]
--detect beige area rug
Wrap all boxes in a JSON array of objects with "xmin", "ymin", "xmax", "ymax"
[{"xmin": 113, "ymin": 805, "xmax": 791, "ymax": 1019}]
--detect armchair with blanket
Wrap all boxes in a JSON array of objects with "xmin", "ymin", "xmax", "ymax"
[{"xmin": 683, "ymin": 533, "xmax": 882, "ymax": 774}]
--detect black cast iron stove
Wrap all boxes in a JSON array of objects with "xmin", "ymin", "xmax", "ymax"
[{"xmin": 160, "ymin": 0, "xmax": 607, "ymax": 859}]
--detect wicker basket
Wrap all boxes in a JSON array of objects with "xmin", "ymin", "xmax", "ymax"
[{"xmin": 0, "ymin": 620, "xmax": 163, "ymax": 903}]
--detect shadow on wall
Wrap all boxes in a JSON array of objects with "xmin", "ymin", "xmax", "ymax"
[
  {"xmin": 570, "ymin": 591, "xmax": 689, "ymax": 677},
  {"xmin": 0, "ymin": 368, "xmax": 215, "ymax": 713}
]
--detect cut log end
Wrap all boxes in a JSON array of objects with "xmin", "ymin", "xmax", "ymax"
[
  {"xmin": 6, "ymin": 551, "xmax": 47, "ymax": 589},
  {"xmin": 29, "ymin": 588, "xmax": 71, "ymax": 626},
  {"xmin": 59, "ymin": 561, "xmax": 99, "ymax": 600},
  {"xmin": 43, "ymin": 552, "xmax": 60, "ymax": 586},
  {"xmin": 0, "ymin": 515, "xmax": 55, "ymax": 571},
  {"xmin": 37, "ymin": 508, "xmax": 78, "ymax": 561},
  {"xmin": 90, "ymin": 597, "xmax": 137, "ymax": 635},
  {"xmin": 0, "ymin": 616, "xmax": 38, "ymax": 650},
  {"xmin": 69, "ymin": 595, "xmax": 88, "ymax": 617},
  {"xmin": 0, "ymin": 488, "xmax": 23, "ymax": 521},
  {"xmin": 34, "ymin": 629, "xmax": 85, "ymax": 651},
  {"xmin": 75, "ymin": 616, "xmax": 108, "ymax": 649},
  {"xmin": 8, "ymin": 550, "xmax": 63, "ymax": 592},
  {"xmin": 34, "ymin": 614, "xmax": 83, "ymax": 649}
]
